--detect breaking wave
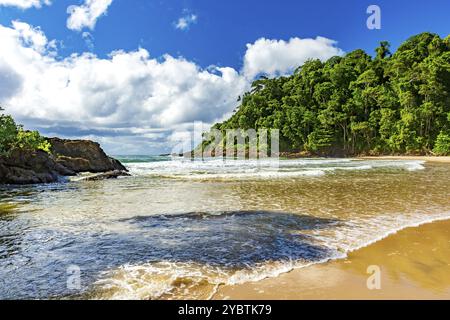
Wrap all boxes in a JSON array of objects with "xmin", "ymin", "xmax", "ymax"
[
  {"xmin": 125, "ymin": 158, "xmax": 425, "ymax": 180},
  {"xmin": 90, "ymin": 209, "xmax": 450, "ymax": 300}
]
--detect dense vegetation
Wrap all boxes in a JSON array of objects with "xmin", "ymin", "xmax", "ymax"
[
  {"xmin": 210, "ymin": 33, "xmax": 450, "ymax": 156},
  {"xmin": 0, "ymin": 107, "xmax": 51, "ymax": 156}
]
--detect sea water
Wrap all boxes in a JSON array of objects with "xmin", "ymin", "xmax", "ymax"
[{"xmin": 0, "ymin": 157, "xmax": 449, "ymax": 299}]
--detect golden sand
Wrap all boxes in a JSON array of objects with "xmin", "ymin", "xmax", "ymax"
[
  {"xmin": 359, "ymin": 156, "xmax": 450, "ymax": 163},
  {"xmin": 213, "ymin": 219, "xmax": 450, "ymax": 300}
]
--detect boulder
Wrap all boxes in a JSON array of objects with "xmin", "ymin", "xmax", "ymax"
[
  {"xmin": 72, "ymin": 170, "xmax": 131, "ymax": 182},
  {"xmin": 48, "ymin": 138, "xmax": 127, "ymax": 173},
  {"xmin": 0, "ymin": 149, "xmax": 75, "ymax": 184}
]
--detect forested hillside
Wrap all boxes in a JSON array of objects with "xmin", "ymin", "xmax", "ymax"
[{"xmin": 210, "ymin": 33, "xmax": 450, "ymax": 156}]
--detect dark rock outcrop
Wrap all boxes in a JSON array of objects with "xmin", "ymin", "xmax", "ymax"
[
  {"xmin": 48, "ymin": 138, "xmax": 127, "ymax": 173},
  {"xmin": 73, "ymin": 170, "xmax": 131, "ymax": 182},
  {"xmin": 0, "ymin": 149, "xmax": 75, "ymax": 184},
  {"xmin": 0, "ymin": 138, "xmax": 128, "ymax": 185}
]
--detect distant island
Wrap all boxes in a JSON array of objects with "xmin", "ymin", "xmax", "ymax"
[{"xmin": 202, "ymin": 32, "xmax": 450, "ymax": 157}]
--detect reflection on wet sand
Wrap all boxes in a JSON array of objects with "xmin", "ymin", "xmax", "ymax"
[{"xmin": 214, "ymin": 219, "xmax": 450, "ymax": 300}]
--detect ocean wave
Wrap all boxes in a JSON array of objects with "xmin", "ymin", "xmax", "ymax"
[
  {"xmin": 125, "ymin": 159, "xmax": 426, "ymax": 179},
  {"xmin": 158, "ymin": 169, "xmax": 327, "ymax": 180},
  {"xmin": 91, "ymin": 210, "xmax": 450, "ymax": 300},
  {"xmin": 92, "ymin": 257, "xmax": 344, "ymax": 300}
]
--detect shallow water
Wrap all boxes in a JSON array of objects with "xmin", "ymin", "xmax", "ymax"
[{"xmin": 0, "ymin": 157, "xmax": 449, "ymax": 299}]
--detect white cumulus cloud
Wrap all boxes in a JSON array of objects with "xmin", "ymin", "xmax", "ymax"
[
  {"xmin": 0, "ymin": 0, "xmax": 50, "ymax": 9},
  {"xmin": 243, "ymin": 36, "xmax": 344, "ymax": 79},
  {"xmin": 0, "ymin": 21, "xmax": 344, "ymax": 154},
  {"xmin": 10, "ymin": 20, "xmax": 56, "ymax": 53},
  {"xmin": 67, "ymin": 0, "xmax": 113, "ymax": 31},
  {"xmin": 0, "ymin": 21, "xmax": 248, "ymax": 153}
]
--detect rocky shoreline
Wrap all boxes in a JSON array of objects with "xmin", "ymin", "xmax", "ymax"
[{"xmin": 0, "ymin": 138, "xmax": 128, "ymax": 185}]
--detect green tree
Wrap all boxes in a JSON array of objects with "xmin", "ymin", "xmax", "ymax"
[
  {"xmin": 0, "ymin": 107, "xmax": 51, "ymax": 156},
  {"xmin": 433, "ymin": 131, "xmax": 450, "ymax": 155},
  {"xmin": 0, "ymin": 108, "xmax": 19, "ymax": 155},
  {"xmin": 207, "ymin": 32, "xmax": 450, "ymax": 156}
]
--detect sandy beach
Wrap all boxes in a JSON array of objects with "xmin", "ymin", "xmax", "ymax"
[
  {"xmin": 2, "ymin": 157, "xmax": 450, "ymax": 299},
  {"xmin": 213, "ymin": 219, "xmax": 450, "ymax": 300},
  {"xmin": 359, "ymin": 156, "xmax": 450, "ymax": 163}
]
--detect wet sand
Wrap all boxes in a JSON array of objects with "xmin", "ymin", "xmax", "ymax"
[
  {"xmin": 359, "ymin": 156, "xmax": 450, "ymax": 163},
  {"xmin": 213, "ymin": 219, "xmax": 450, "ymax": 300}
]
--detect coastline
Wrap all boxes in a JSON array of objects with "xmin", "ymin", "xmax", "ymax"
[
  {"xmin": 278, "ymin": 152, "xmax": 450, "ymax": 163},
  {"xmin": 357, "ymin": 156, "xmax": 450, "ymax": 163},
  {"xmin": 213, "ymin": 218, "xmax": 450, "ymax": 300}
]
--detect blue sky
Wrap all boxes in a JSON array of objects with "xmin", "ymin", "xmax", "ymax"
[
  {"xmin": 2, "ymin": 0, "xmax": 449, "ymax": 68},
  {"xmin": 0, "ymin": 0, "xmax": 449, "ymax": 154}
]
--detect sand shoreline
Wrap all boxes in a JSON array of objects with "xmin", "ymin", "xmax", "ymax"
[
  {"xmin": 357, "ymin": 156, "xmax": 450, "ymax": 163},
  {"xmin": 213, "ymin": 218, "xmax": 450, "ymax": 300},
  {"xmin": 278, "ymin": 154, "xmax": 450, "ymax": 163}
]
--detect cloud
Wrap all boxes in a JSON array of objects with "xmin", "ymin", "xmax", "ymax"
[
  {"xmin": 0, "ymin": 59, "xmax": 23, "ymax": 100},
  {"xmin": 0, "ymin": 0, "xmax": 50, "ymax": 9},
  {"xmin": 174, "ymin": 13, "xmax": 197, "ymax": 31},
  {"xmin": 0, "ymin": 21, "xmax": 344, "ymax": 154},
  {"xmin": 10, "ymin": 20, "xmax": 56, "ymax": 53},
  {"xmin": 0, "ymin": 21, "xmax": 247, "ymax": 153},
  {"xmin": 67, "ymin": 0, "xmax": 113, "ymax": 31},
  {"xmin": 243, "ymin": 36, "xmax": 344, "ymax": 79},
  {"xmin": 82, "ymin": 31, "xmax": 94, "ymax": 51}
]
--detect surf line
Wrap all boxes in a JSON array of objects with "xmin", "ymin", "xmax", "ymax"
[{"xmin": 178, "ymin": 304, "xmax": 213, "ymax": 318}]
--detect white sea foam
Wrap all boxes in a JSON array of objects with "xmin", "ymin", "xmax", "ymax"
[
  {"xmin": 93, "ymin": 256, "xmax": 344, "ymax": 300},
  {"xmin": 125, "ymin": 158, "xmax": 426, "ymax": 180},
  {"xmin": 92, "ymin": 209, "xmax": 450, "ymax": 300},
  {"xmin": 162, "ymin": 169, "xmax": 327, "ymax": 180}
]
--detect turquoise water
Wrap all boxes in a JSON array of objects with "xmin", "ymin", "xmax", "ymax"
[{"xmin": 115, "ymin": 155, "xmax": 171, "ymax": 164}]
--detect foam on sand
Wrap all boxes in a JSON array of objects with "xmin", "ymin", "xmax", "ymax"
[{"xmin": 91, "ymin": 209, "xmax": 450, "ymax": 300}]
